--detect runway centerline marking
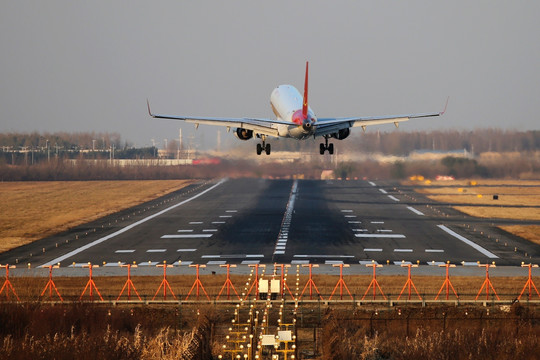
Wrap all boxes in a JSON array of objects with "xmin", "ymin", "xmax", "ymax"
[
  {"xmin": 437, "ymin": 225, "xmax": 498, "ymax": 259},
  {"xmin": 189, "ymin": 221, "xmax": 203, "ymax": 224},
  {"xmin": 146, "ymin": 249, "xmax": 166, "ymax": 253},
  {"xmin": 379, "ymin": 189, "xmax": 388, "ymax": 194},
  {"xmin": 272, "ymin": 180, "xmax": 298, "ymax": 257},
  {"xmin": 115, "ymin": 250, "xmax": 135, "ymax": 253},
  {"xmin": 387, "ymin": 195, "xmax": 400, "ymax": 202},
  {"xmin": 40, "ymin": 179, "xmax": 227, "ymax": 267},
  {"xmin": 177, "ymin": 229, "xmax": 194, "ymax": 233}
]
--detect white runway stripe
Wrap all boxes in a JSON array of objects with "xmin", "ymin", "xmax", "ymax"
[
  {"xmin": 387, "ymin": 195, "xmax": 400, "ymax": 202},
  {"xmin": 407, "ymin": 206, "xmax": 425, "ymax": 216},
  {"xmin": 355, "ymin": 234, "xmax": 406, "ymax": 238},
  {"xmin": 364, "ymin": 248, "xmax": 383, "ymax": 252},
  {"xmin": 425, "ymin": 249, "xmax": 444, "ymax": 253},
  {"xmin": 146, "ymin": 249, "xmax": 166, "ymax": 253},
  {"xmin": 294, "ymin": 254, "xmax": 354, "ymax": 258},
  {"xmin": 161, "ymin": 234, "xmax": 213, "ymax": 238},
  {"xmin": 207, "ymin": 260, "xmax": 226, "ymax": 265},
  {"xmin": 115, "ymin": 249, "xmax": 135, "ymax": 253},
  {"xmin": 189, "ymin": 221, "xmax": 203, "ymax": 224},
  {"xmin": 394, "ymin": 249, "xmax": 413, "ymax": 252},
  {"xmin": 437, "ymin": 225, "xmax": 498, "ymax": 258},
  {"xmin": 138, "ymin": 261, "xmax": 159, "ymax": 266},
  {"xmin": 177, "ymin": 229, "xmax": 194, "ymax": 232},
  {"xmin": 41, "ymin": 179, "xmax": 227, "ymax": 267},
  {"xmin": 379, "ymin": 189, "xmax": 388, "ymax": 194},
  {"xmin": 177, "ymin": 249, "xmax": 197, "ymax": 252}
]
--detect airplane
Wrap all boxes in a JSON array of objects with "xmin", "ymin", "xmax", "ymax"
[{"xmin": 147, "ymin": 62, "xmax": 447, "ymax": 155}]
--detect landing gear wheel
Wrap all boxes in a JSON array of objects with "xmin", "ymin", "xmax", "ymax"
[
  {"xmin": 256, "ymin": 143, "xmax": 263, "ymax": 155},
  {"xmin": 320, "ymin": 136, "xmax": 334, "ymax": 155},
  {"xmin": 265, "ymin": 143, "xmax": 271, "ymax": 155}
]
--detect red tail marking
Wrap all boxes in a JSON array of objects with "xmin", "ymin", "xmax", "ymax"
[{"xmin": 302, "ymin": 61, "xmax": 309, "ymax": 120}]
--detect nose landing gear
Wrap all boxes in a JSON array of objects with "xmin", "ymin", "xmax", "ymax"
[{"xmin": 320, "ymin": 136, "xmax": 334, "ymax": 155}]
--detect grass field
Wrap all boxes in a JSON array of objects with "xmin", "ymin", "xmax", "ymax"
[
  {"xmin": 411, "ymin": 179, "xmax": 540, "ymax": 243},
  {"xmin": 0, "ymin": 180, "xmax": 195, "ymax": 253}
]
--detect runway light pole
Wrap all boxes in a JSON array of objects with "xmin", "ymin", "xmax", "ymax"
[
  {"xmin": 117, "ymin": 263, "xmax": 141, "ymax": 301},
  {"xmin": 80, "ymin": 263, "xmax": 103, "ymax": 302},
  {"xmin": 397, "ymin": 262, "xmax": 421, "ymax": 301},
  {"xmin": 435, "ymin": 262, "xmax": 459, "ymax": 300},
  {"xmin": 40, "ymin": 264, "xmax": 63, "ymax": 302},
  {"xmin": 217, "ymin": 264, "xmax": 240, "ymax": 300},
  {"xmin": 517, "ymin": 263, "xmax": 540, "ymax": 301},
  {"xmin": 299, "ymin": 264, "xmax": 323, "ymax": 300},
  {"xmin": 0, "ymin": 264, "xmax": 19, "ymax": 301},
  {"xmin": 186, "ymin": 264, "xmax": 210, "ymax": 300},
  {"xmin": 362, "ymin": 262, "xmax": 386, "ymax": 301},
  {"xmin": 475, "ymin": 262, "xmax": 500, "ymax": 301},
  {"xmin": 153, "ymin": 261, "xmax": 177, "ymax": 301},
  {"xmin": 329, "ymin": 264, "xmax": 352, "ymax": 300}
]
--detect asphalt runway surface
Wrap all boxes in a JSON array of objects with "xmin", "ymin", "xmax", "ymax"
[{"xmin": 1, "ymin": 178, "xmax": 539, "ymax": 274}]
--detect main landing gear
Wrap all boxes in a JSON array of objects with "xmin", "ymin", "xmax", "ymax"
[
  {"xmin": 256, "ymin": 137, "xmax": 271, "ymax": 155},
  {"xmin": 320, "ymin": 136, "xmax": 334, "ymax": 155}
]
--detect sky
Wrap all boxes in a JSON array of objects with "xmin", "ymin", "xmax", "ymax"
[{"xmin": 1, "ymin": 1, "xmax": 539, "ymax": 150}]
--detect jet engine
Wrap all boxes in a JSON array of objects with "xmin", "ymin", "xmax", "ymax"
[
  {"xmin": 235, "ymin": 128, "xmax": 253, "ymax": 140},
  {"xmin": 331, "ymin": 128, "xmax": 350, "ymax": 140}
]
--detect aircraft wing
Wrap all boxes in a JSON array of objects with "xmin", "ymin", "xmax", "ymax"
[
  {"xmin": 147, "ymin": 100, "xmax": 291, "ymax": 138},
  {"xmin": 314, "ymin": 101, "xmax": 447, "ymax": 138}
]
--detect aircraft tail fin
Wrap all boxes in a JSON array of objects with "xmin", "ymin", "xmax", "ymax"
[{"xmin": 302, "ymin": 61, "xmax": 309, "ymax": 119}]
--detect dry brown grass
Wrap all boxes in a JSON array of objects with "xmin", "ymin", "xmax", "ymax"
[
  {"xmin": 410, "ymin": 179, "xmax": 540, "ymax": 242},
  {"xmin": 0, "ymin": 180, "xmax": 195, "ymax": 253},
  {"xmin": 499, "ymin": 225, "xmax": 540, "ymax": 245}
]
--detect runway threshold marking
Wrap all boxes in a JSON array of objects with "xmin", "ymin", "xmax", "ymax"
[
  {"xmin": 40, "ymin": 179, "xmax": 228, "ymax": 267},
  {"xmin": 437, "ymin": 225, "xmax": 498, "ymax": 259}
]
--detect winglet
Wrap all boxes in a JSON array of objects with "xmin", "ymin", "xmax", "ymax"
[
  {"xmin": 302, "ymin": 61, "xmax": 309, "ymax": 119},
  {"xmin": 147, "ymin": 99, "xmax": 154, "ymax": 117},
  {"xmin": 440, "ymin": 97, "xmax": 449, "ymax": 116}
]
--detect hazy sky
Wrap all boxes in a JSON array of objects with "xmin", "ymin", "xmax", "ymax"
[{"xmin": 1, "ymin": 1, "xmax": 538, "ymax": 149}]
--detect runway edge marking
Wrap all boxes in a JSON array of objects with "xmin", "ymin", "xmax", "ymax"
[
  {"xmin": 437, "ymin": 224, "xmax": 498, "ymax": 259},
  {"xmin": 40, "ymin": 179, "xmax": 228, "ymax": 267}
]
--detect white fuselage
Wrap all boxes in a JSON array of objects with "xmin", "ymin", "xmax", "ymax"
[{"xmin": 270, "ymin": 85, "xmax": 317, "ymax": 139}]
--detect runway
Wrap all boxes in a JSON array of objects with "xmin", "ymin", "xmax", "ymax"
[{"xmin": 1, "ymin": 178, "xmax": 538, "ymax": 269}]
